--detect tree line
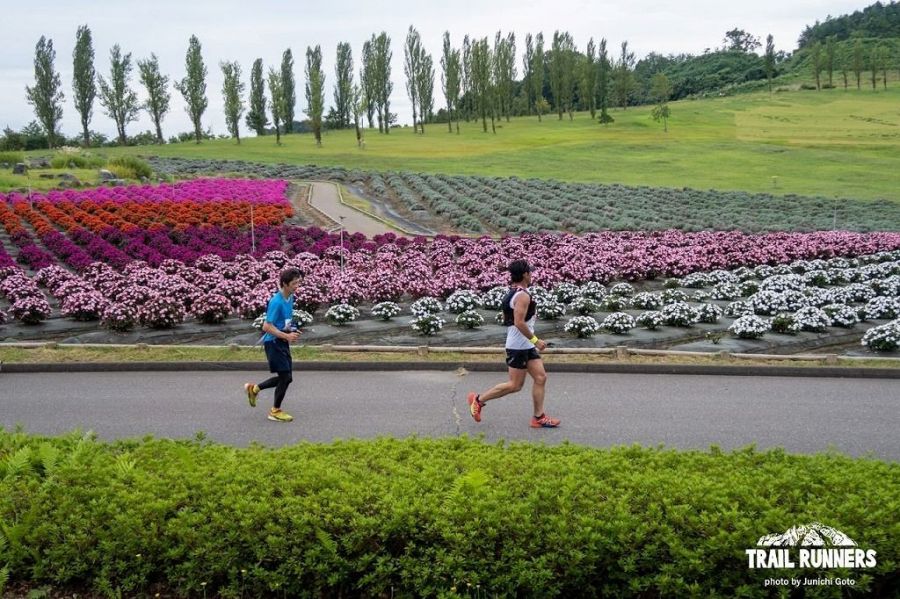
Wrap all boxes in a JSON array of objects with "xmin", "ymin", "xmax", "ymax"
[
  {"xmin": 798, "ymin": 1, "xmax": 899, "ymax": 47},
  {"xmin": 17, "ymin": 21, "xmax": 900, "ymax": 150}
]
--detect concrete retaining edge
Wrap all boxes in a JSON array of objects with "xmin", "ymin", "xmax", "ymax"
[{"xmin": 3, "ymin": 360, "xmax": 900, "ymax": 378}]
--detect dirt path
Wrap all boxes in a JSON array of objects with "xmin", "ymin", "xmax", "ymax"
[{"xmin": 307, "ymin": 181, "xmax": 404, "ymax": 237}]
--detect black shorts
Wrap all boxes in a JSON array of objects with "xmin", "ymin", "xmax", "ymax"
[
  {"xmin": 264, "ymin": 339, "xmax": 292, "ymax": 373},
  {"xmin": 505, "ymin": 348, "xmax": 541, "ymax": 370}
]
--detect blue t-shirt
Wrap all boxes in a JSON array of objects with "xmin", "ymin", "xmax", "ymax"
[{"xmin": 261, "ymin": 291, "xmax": 294, "ymax": 343}]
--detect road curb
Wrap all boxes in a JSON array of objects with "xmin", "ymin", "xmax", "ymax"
[{"xmin": 3, "ymin": 361, "xmax": 900, "ymax": 378}]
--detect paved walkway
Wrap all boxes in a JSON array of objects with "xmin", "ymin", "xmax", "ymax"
[
  {"xmin": 3, "ymin": 370, "xmax": 898, "ymax": 460},
  {"xmin": 307, "ymin": 181, "xmax": 399, "ymax": 237}
]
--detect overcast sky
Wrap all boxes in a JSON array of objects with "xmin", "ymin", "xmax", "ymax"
[{"xmin": 0, "ymin": 0, "xmax": 868, "ymax": 139}]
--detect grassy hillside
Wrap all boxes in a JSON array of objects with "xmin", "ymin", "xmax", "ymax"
[{"xmin": 94, "ymin": 87, "xmax": 898, "ymax": 201}]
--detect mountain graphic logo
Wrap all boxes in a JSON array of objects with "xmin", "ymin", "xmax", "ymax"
[{"xmin": 757, "ymin": 523, "xmax": 857, "ymax": 548}]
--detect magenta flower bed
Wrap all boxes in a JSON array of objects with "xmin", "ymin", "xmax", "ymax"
[{"xmin": 1, "ymin": 178, "xmax": 290, "ymax": 207}]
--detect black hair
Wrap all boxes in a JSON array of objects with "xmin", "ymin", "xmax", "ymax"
[
  {"xmin": 279, "ymin": 267, "xmax": 302, "ymax": 287},
  {"xmin": 508, "ymin": 259, "xmax": 532, "ymax": 283}
]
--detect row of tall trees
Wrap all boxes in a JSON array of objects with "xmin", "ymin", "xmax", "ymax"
[
  {"xmin": 807, "ymin": 37, "xmax": 896, "ymax": 90},
  {"xmin": 25, "ymin": 24, "xmax": 897, "ymax": 147},
  {"xmin": 25, "ymin": 25, "xmax": 655, "ymax": 146}
]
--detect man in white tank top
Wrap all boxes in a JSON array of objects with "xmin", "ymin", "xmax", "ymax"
[{"xmin": 466, "ymin": 260, "xmax": 560, "ymax": 428}]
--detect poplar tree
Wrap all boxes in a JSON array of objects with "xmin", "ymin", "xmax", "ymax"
[
  {"xmin": 810, "ymin": 42, "xmax": 822, "ymax": 90},
  {"xmin": 440, "ymin": 31, "xmax": 461, "ymax": 133},
  {"xmin": 404, "ymin": 26, "xmax": 423, "ymax": 133},
  {"xmin": 469, "ymin": 37, "xmax": 493, "ymax": 133},
  {"xmin": 764, "ymin": 34, "xmax": 776, "ymax": 93},
  {"xmin": 245, "ymin": 58, "xmax": 268, "ymax": 135},
  {"xmin": 137, "ymin": 53, "xmax": 170, "ymax": 144},
  {"xmin": 493, "ymin": 32, "xmax": 516, "ymax": 122},
  {"xmin": 72, "ymin": 25, "xmax": 96, "ymax": 147},
  {"xmin": 531, "ymin": 33, "xmax": 545, "ymax": 121},
  {"xmin": 416, "ymin": 52, "xmax": 434, "ymax": 133},
  {"xmin": 175, "ymin": 35, "xmax": 208, "ymax": 143},
  {"xmin": 220, "ymin": 61, "xmax": 245, "ymax": 143},
  {"xmin": 281, "ymin": 49, "xmax": 296, "ymax": 133},
  {"xmin": 825, "ymin": 36, "xmax": 836, "ymax": 87},
  {"xmin": 597, "ymin": 38, "xmax": 614, "ymax": 124},
  {"xmin": 581, "ymin": 38, "xmax": 597, "ymax": 118},
  {"xmin": 360, "ymin": 40, "xmax": 377, "ymax": 129},
  {"xmin": 523, "ymin": 33, "xmax": 536, "ymax": 116},
  {"xmin": 852, "ymin": 40, "xmax": 864, "ymax": 89},
  {"xmin": 25, "ymin": 36, "xmax": 64, "ymax": 148},
  {"xmin": 461, "ymin": 35, "xmax": 472, "ymax": 122},
  {"xmin": 98, "ymin": 44, "xmax": 139, "ymax": 145},
  {"xmin": 267, "ymin": 67, "xmax": 285, "ymax": 145},
  {"xmin": 333, "ymin": 42, "xmax": 354, "ymax": 129},
  {"xmin": 612, "ymin": 41, "xmax": 636, "ymax": 110},
  {"xmin": 374, "ymin": 33, "xmax": 393, "ymax": 134},
  {"xmin": 305, "ymin": 45, "xmax": 325, "ymax": 145},
  {"xmin": 549, "ymin": 31, "xmax": 575, "ymax": 119}
]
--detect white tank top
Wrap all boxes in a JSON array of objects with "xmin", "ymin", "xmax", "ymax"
[{"xmin": 505, "ymin": 290, "xmax": 537, "ymax": 350}]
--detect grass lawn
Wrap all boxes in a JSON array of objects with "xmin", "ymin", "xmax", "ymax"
[
  {"xmin": 0, "ymin": 168, "xmax": 101, "ymax": 192},
  {"xmin": 98, "ymin": 87, "xmax": 900, "ymax": 200},
  {"xmin": 1, "ymin": 344, "xmax": 898, "ymax": 369}
]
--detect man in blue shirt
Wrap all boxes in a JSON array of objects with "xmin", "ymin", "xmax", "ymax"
[{"xmin": 244, "ymin": 267, "xmax": 303, "ymax": 422}]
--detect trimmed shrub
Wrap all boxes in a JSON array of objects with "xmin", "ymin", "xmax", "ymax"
[
  {"xmin": 106, "ymin": 155, "xmax": 153, "ymax": 179},
  {"xmin": 455, "ymin": 310, "xmax": 485, "ymax": 329},
  {"xmin": 564, "ymin": 315, "xmax": 600, "ymax": 338},
  {"xmin": 410, "ymin": 313, "xmax": 444, "ymax": 336},
  {"xmin": 325, "ymin": 303, "xmax": 360, "ymax": 326},
  {"xmin": 371, "ymin": 302, "xmax": 402, "ymax": 321},
  {"xmin": 729, "ymin": 315, "xmax": 769, "ymax": 339},
  {"xmin": 0, "ymin": 434, "xmax": 896, "ymax": 598}
]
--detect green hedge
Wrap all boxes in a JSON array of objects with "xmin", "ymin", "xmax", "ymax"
[{"xmin": 0, "ymin": 431, "xmax": 897, "ymax": 597}]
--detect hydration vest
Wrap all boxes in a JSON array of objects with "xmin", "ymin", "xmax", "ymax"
[{"xmin": 501, "ymin": 287, "xmax": 537, "ymax": 326}]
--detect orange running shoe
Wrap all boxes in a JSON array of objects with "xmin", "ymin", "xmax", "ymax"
[
  {"xmin": 467, "ymin": 392, "xmax": 483, "ymax": 423},
  {"xmin": 530, "ymin": 413, "xmax": 560, "ymax": 428}
]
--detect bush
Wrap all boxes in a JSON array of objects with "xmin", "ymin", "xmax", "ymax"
[
  {"xmin": 49, "ymin": 151, "xmax": 106, "ymax": 169},
  {"xmin": 729, "ymin": 315, "xmax": 769, "ymax": 339},
  {"xmin": 536, "ymin": 300, "xmax": 567, "ymax": 320},
  {"xmin": 564, "ymin": 315, "xmax": 601, "ymax": 338},
  {"xmin": 636, "ymin": 311, "xmax": 664, "ymax": 330},
  {"xmin": 0, "ymin": 151, "xmax": 25, "ymax": 165},
  {"xmin": 325, "ymin": 303, "xmax": 360, "ymax": 326},
  {"xmin": 106, "ymin": 155, "xmax": 153, "ymax": 179},
  {"xmin": 410, "ymin": 296, "xmax": 443, "ymax": 317},
  {"xmin": 771, "ymin": 313, "xmax": 801, "ymax": 334},
  {"xmin": 455, "ymin": 309, "xmax": 484, "ymax": 329},
  {"xmin": 601, "ymin": 312, "xmax": 635, "ymax": 334},
  {"xmin": 410, "ymin": 313, "xmax": 444, "ymax": 336},
  {"xmin": 445, "ymin": 290, "xmax": 482, "ymax": 314},
  {"xmin": 861, "ymin": 321, "xmax": 900, "ymax": 351},
  {"xmin": 371, "ymin": 301, "xmax": 401, "ymax": 321},
  {"xmin": 0, "ymin": 433, "xmax": 896, "ymax": 598}
]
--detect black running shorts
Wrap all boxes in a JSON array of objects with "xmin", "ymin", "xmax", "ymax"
[
  {"xmin": 264, "ymin": 339, "xmax": 292, "ymax": 373},
  {"xmin": 505, "ymin": 348, "xmax": 541, "ymax": 369}
]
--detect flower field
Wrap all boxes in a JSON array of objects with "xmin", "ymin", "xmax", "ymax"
[
  {"xmin": 2, "ymin": 177, "xmax": 900, "ymax": 352},
  {"xmin": 148, "ymin": 157, "xmax": 900, "ymax": 234}
]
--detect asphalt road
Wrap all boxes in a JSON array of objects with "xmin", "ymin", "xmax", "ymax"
[{"xmin": 2, "ymin": 370, "xmax": 898, "ymax": 461}]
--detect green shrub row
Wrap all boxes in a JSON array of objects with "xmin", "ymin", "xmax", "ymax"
[
  {"xmin": 0, "ymin": 151, "xmax": 24, "ymax": 166},
  {"xmin": 107, "ymin": 155, "xmax": 153, "ymax": 180},
  {"xmin": 1, "ymin": 431, "xmax": 897, "ymax": 598},
  {"xmin": 49, "ymin": 152, "xmax": 106, "ymax": 169}
]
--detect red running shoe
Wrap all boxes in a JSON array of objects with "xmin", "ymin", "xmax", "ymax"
[
  {"xmin": 467, "ymin": 392, "xmax": 483, "ymax": 423},
  {"xmin": 530, "ymin": 413, "xmax": 560, "ymax": 428}
]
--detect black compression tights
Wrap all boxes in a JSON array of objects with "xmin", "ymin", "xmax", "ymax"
[{"xmin": 258, "ymin": 371, "xmax": 293, "ymax": 409}]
